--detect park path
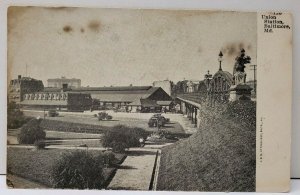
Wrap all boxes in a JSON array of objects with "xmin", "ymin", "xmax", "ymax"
[
  {"xmin": 107, "ymin": 148, "xmax": 158, "ymax": 190},
  {"xmin": 107, "ymin": 142, "xmax": 171, "ymax": 190}
]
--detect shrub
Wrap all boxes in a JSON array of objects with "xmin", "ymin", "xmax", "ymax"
[
  {"xmin": 198, "ymin": 101, "xmax": 256, "ymax": 130},
  {"xmin": 7, "ymin": 102, "xmax": 31, "ymax": 129},
  {"xmin": 102, "ymin": 125, "xmax": 149, "ymax": 153},
  {"xmin": 40, "ymin": 119, "xmax": 108, "ymax": 134},
  {"xmin": 34, "ymin": 140, "xmax": 46, "ymax": 150},
  {"xmin": 156, "ymin": 100, "xmax": 256, "ymax": 191},
  {"xmin": 222, "ymin": 100, "xmax": 256, "ymax": 127},
  {"xmin": 17, "ymin": 118, "xmax": 46, "ymax": 144},
  {"xmin": 111, "ymin": 141, "xmax": 128, "ymax": 153},
  {"xmin": 103, "ymin": 151, "xmax": 116, "ymax": 166},
  {"xmin": 51, "ymin": 150, "xmax": 105, "ymax": 189}
]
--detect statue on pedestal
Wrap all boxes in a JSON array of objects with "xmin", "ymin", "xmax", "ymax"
[
  {"xmin": 229, "ymin": 49, "xmax": 252, "ymax": 101},
  {"xmin": 233, "ymin": 48, "xmax": 251, "ymax": 85}
]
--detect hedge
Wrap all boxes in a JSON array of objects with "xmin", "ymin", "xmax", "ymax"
[{"xmin": 40, "ymin": 119, "xmax": 112, "ymax": 134}]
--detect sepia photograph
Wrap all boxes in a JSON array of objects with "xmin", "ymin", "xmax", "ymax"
[{"xmin": 7, "ymin": 6, "xmax": 258, "ymax": 191}]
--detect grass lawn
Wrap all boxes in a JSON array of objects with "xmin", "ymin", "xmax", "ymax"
[
  {"xmin": 7, "ymin": 147, "xmax": 125, "ymax": 188},
  {"xmin": 8, "ymin": 129, "xmax": 103, "ymax": 147},
  {"xmin": 24, "ymin": 111, "xmax": 186, "ymax": 135}
]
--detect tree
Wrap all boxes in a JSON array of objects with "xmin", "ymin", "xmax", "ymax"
[
  {"xmin": 7, "ymin": 102, "xmax": 30, "ymax": 129},
  {"xmin": 102, "ymin": 125, "xmax": 149, "ymax": 153}
]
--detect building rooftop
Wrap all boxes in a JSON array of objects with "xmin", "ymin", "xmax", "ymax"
[
  {"xmin": 47, "ymin": 77, "xmax": 81, "ymax": 81},
  {"xmin": 11, "ymin": 76, "xmax": 41, "ymax": 82},
  {"xmin": 213, "ymin": 70, "xmax": 234, "ymax": 84},
  {"xmin": 42, "ymin": 86, "xmax": 171, "ymax": 103},
  {"xmin": 73, "ymin": 86, "xmax": 152, "ymax": 92},
  {"xmin": 79, "ymin": 86, "xmax": 161, "ymax": 102}
]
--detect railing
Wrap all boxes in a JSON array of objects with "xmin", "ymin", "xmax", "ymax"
[
  {"xmin": 176, "ymin": 90, "xmax": 231, "ymax": 106},
  {"xmin": 176, "ymin": 93, "xmax": 206, "ymax": 104},
  {"xmin": 149, "ymin": 150, "xmax": 159, "ymax": 190}
]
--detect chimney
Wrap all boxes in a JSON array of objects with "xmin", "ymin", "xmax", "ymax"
[{"xmin": 18, "ymin": 75, "xmax": 22, "ymax": 80}]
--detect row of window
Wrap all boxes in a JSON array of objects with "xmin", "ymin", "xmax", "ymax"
[{"xmin": 24, "ymin": 93, "xmax": 68, "ymax": 101}]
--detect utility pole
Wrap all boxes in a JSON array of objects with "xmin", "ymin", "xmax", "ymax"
[{"xmin": 250, "ymin": 65, "xmax": 257, "ymax": 95}]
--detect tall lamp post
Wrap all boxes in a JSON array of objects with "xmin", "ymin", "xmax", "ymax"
[{"xmin": 218, "ymin": 51, "xmax": 223, "ymax": 71}]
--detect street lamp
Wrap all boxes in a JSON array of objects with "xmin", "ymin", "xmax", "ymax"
[{"xmin": 218, "ymin": 51, "xmax": 223, "ymax": 71}]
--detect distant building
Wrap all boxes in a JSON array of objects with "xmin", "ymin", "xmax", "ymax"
[
  {"xmin": 153, "ymin": 80, "xmax": 172, "ymax": 96},
  {"xmin": 21, "ymin": 85, "xmax": 173, "ymax": 112},
  {"xmin": 47, "ymin": 76, "xmax": 81, "ymax": 88},
  {"xmin": 173, "ymin": 79, "xmax": 203, "ymax": 94},
  {"xmin": 20, "ymin": 91, "xmax": 92, "ymax": 111},
  {"xmin": 186, "ymin": 80, "xmax": 201, "ymax": 93},
  {"xmin": 8, "ymin": 75, "xmax": 44, "ymax": 103}
]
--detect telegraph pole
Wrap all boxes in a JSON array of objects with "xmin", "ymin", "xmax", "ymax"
[{"xmin": 250, "ymin": 65, "xmax": 257, "ymax": 95}]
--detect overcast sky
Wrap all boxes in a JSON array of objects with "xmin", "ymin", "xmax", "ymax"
[{"xmin": 8, "ymin": 7, "xmax": 257, "ymax": 87}]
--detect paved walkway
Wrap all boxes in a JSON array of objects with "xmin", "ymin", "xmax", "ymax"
[
  {"xmin": 107, "ymin": 143, "xmax": 171, "ymax": 190},
  {"xmin": 107, "ymin": 148, "xmax": 158, "ymax": 190}
]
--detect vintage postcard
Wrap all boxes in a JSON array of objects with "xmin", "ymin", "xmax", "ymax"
[{"xmin": 6, "ymin": 6, "xmax": 292, "ymax": 192}]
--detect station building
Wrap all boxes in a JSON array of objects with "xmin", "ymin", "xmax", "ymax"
[
  {"xmin": 72, "ymin": 86, "xmax": 173, "ymax": 112},
  {"xmin": 20, "ymin": 85, "xmax": 173, "ymax": 112}
]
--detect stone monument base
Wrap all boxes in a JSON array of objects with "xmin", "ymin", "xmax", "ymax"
[{"xmin": 229, "ymin": 84, "xmax": 252, "ymax": 101}]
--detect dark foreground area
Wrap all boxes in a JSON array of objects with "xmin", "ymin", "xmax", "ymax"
[
  {"xmin": 157, "ymin": 101, "xmax": 256, "ymax": 192},
  {"xmin": 7, "ymin": 148, "xmax": 125, "ymax": 188}
]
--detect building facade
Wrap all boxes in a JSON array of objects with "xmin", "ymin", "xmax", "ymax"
[
  {"xmin": 47, "ymin": 77, "xmax": 81, "ymax": 88},
  {"xmin": 8, "ymin": 75, "xmax": 44, "ymax": 103},
  {"xmin": 21, "ymin": 91, "xmax": 92, "ymax": 111},
  {"xmin": 207, "ymin": 70, "xmax": 233, "ymax": 104}
]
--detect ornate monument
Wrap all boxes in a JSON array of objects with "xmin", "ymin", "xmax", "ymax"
[{"xmin": 229, "ymin": 49, "xmax": 252, "ymax": 101}]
